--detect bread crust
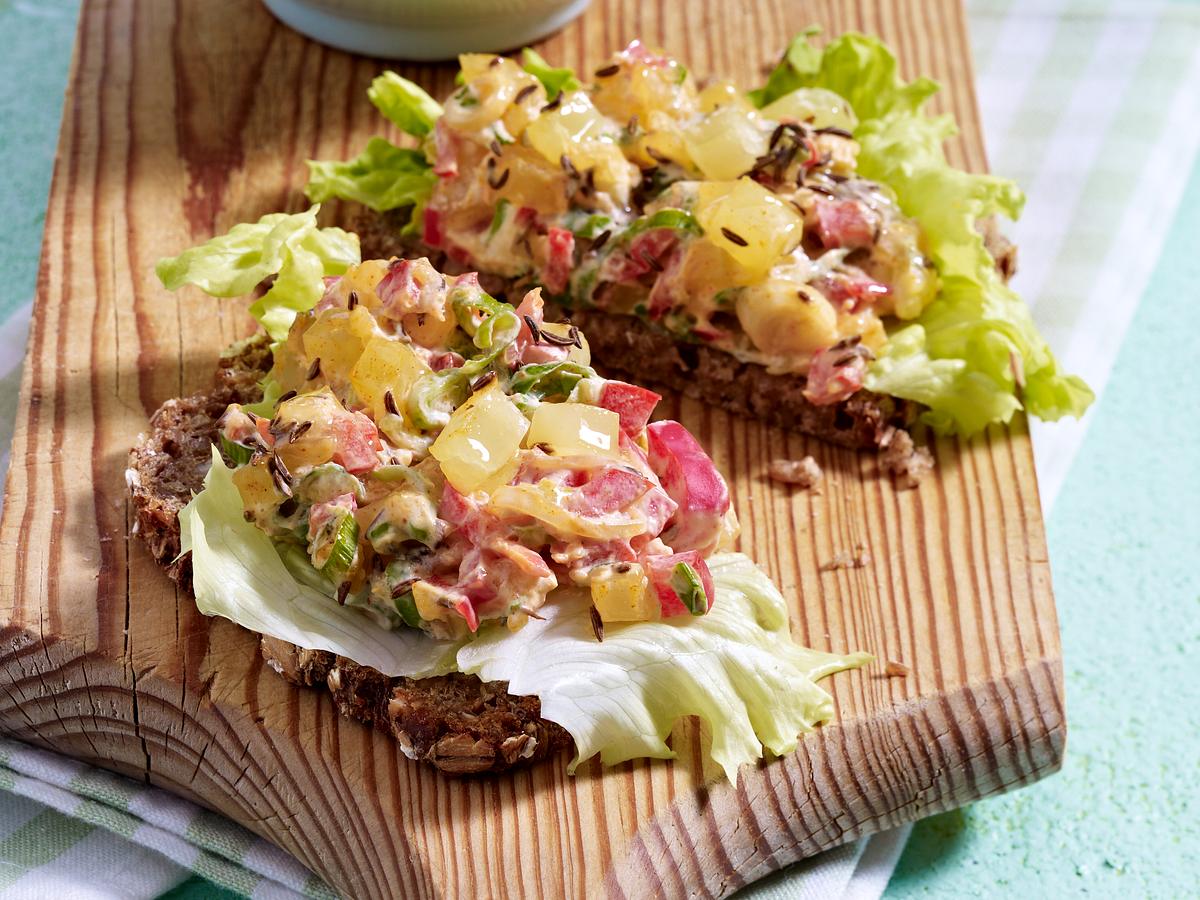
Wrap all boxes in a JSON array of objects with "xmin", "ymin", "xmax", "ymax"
[{"xmin": 127, "ymin": 339, "xmax": 570, "ymax": 775}]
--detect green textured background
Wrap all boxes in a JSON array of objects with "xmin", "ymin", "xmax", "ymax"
[{"xmin": 0, "ymin": 1, "xmax": 1196, "ymax": 898}]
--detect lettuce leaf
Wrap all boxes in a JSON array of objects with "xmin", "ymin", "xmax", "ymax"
[
  {"xmin": 182, "ymin": 455, "xmax": 869, "ymax": 780},
  {"xmin": 156, "ymin": 205, "xmax": 359, "ymax": 341},
  {"xmin": 179, "ymin": 447, "xmax": 461, "ymax": 676},
  {"xmin": 749, "ymin": 28, "xmax": 937, "ymax": 118},
  {"xmin": 457, "ymin": 554, "xmax": 871, "ymax": 782},
  {"xmin": 367, "ymin": 72, "xmax": 443, "ymax": 137},
  {"xmin": 521, "ymin": 48, "xmax": 581, "ymax": 101},
  {"xmin": 751, "ymin": 31, "xmax": 1093, "ymax": 434},
  {"xmin": 305, "ymin": 137, "xmax": 436, "ymax": 229}
]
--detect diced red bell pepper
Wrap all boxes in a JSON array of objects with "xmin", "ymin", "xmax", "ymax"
[
  {"xmin": 645, "ymin": 420, "xmax": 731, "ymax": 556},
  {"xmin": 598, "ymin": 380, "xmax": 661, "ymax": 435},
  {"xmin": 331, "ymin": 411, "xmax": 382, "ymax": 475},
  {"xmin": 643, "ymin": 551, "xmax": 716, "ymax": 617},
  {"xmin": 543, "ymin": 227, "xmax": 575, "ymax": 295},
  {"xmin": 439, "ymin": 484, "xmax": 480, "ymax": 535},
  {"xmin": 606, "ymin": 229, "xmax": 678, "ymax": 284},
  {"xmin": 813, "ymin": 198, "xmax": 876, "ymax": 249},
  {"xmin": 802, "ymin": 345, "xmax": 867, "ymax": 406},
  {"xmin": 816, "ymin": 271, "xmax": 890, "ymax": 312},
  {"xmin": 422, "ymin": 207, "xmax": 444, "ymax": 248},
  {"xmin": 570, "ymin": 467, "xmax": 653, "ymax": 516}
]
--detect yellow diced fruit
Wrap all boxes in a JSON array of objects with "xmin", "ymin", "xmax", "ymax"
[
  {"xmin": 412, "ymin": 580, "xmax": 449, "ymax": 622},
  {"xmin": 760, "ymin": 87, "xmax": 858, "ymax": 132},
  {"xmin": 525, "ymin": 92, "xmax": 612, "ymax": 164},
  {"xmin": 349, "ymin": 335, "xmax": 431, "ymax": 420},
  {"xmin": 525, "ymin": 403, "xmax": 619, "ymax": 457},
  {"xmin": 430, "ymin": 383, "xmax": 529, "ymax": 493},
  {"xmin": 736, "ymin": 281, "xmax": 838, "ymax": 358},
  {"xmin": 694, "ymin": 179, "xmax": 804, "ymax": 279},
  {"xmin": 269, "ymin": 313, "xmax": 315, "ymax": 393},
  {"xmin": 273, "ymin": 387, "xmax": 343, "ymax": 471},
  {"xmin": 697, "ymin": 79, "xmax": 752, "ymax": 114},
  {"xmin": 590, "ymin": 563, "xmax": 659, "ymax": 623},
  {"xmin": 301, "ymin": 306, "xmax": 377, "ymax": 385},
  {"xmin": 684, "ymin": 107, "xmax": 769, "ymax": 181},
  {"xmin": 337, "ymin": 259, "xmax": 391, "ymax": 310},
  {"xmin": 232, "ymin": 460, "xmax": 285, "ymax": 518}
]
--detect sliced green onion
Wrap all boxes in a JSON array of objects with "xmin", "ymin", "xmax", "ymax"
[
  {"xmin": 621, "ymin": 208, "xmax": 703, "ymax": 242},
  {"xmin": 321, "ymin": 514, "xmax": 359, "ymax": 581},
  {"xmin": 219, "ymin": 436, "xmax": 254, "ymax": 467},
  {"xmin": 671, "ymin": 562, "xmax": 709, "ymax": 616},
  {"xmin": 487, "ymin": 199, "xmax": 511, "ymax": 239},
  {"xmin": 393, "ymin": 590, "xmax": 423, "ymax": 628}
]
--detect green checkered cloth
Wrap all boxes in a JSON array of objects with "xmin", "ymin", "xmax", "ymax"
[
  {"xmin": 0, "ymin": 738, "xmax": 334, "ymax": 899},
  {"xmin": 1, "ymin": 0, "xmax": 1198, "ymax": 898}
]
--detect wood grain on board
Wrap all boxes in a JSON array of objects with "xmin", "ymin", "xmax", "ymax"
[{"xmin": 0, "ymin": 0, "xmax": 1064, "ymax": 897}]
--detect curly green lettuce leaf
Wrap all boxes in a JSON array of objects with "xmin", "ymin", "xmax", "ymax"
[
  {"xmin": 457, "ymin": 553, "xmax": 871, "ymax": 782},
  {"xmin": 752, "ymin": 31, "xmax": 1092, "ymax": 434},
  {"xmin": 749, "ymin": 28, "xmax": 937, "ymax": 117},
  {"xmin": 305, "ymin": 137, "xmax": 436, "ymax": 234},
  {"xmin": 180, "ymin": 447, "xmax": 460, "ymax": 676},
  {"xmin": 521, "ymin": 48, "xmax": 581, "ymax": 101},
  {"xmin": 156, "ymin": 205, "xmax": 359, "ymax": 341},
  {"xmin": 367, "ymin": 71, "xmax": 443, "ymax": 137}
]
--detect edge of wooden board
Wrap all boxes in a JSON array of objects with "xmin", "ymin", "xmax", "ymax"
[{"xmin": 0, "ymin": 619, "xmax": 1064, "ymax": 898}]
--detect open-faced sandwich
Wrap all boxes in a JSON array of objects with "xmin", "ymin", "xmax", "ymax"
[
  {"xmin": 127, "ymin": 207, "xmax": 868, "ymax": 778},
  {"xmin": 307, "ymin": 30, "xmax": 1092, "ymax": 455}
]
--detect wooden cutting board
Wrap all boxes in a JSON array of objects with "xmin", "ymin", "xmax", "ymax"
[{"xmin": 0, "ymin": 0, "xmax": 1064, "ymax": 897}]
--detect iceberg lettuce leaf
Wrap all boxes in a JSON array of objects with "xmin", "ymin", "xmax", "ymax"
[
  {"xmin": 181, "ymin": 462, "xmax": 869, "ymax": 781},
  {"xmin": 179, "ymin": 447, "xmax": 460, "ymax": 677},
  {"xmin": 156, "ymin": 206, "xmax": 359, "ymax": 341},
  {"xmin": 456, "ymin": 553, "xmax": 871, "ymax": 782}
]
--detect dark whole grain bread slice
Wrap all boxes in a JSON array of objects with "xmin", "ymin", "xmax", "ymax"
[
  {"xmin": 126, "ymin": 338, "xmax": 570, "ymax": 775},
  {"xmin": 357, "ymin": 209, "xmax": 1016, "ymax": 453}
]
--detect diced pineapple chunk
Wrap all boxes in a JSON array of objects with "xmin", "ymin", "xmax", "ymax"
[
  {"xmin": 430, "ymin": 383, "xmax": 529, "ymax": 493},
  {"xmin": 525, "ymin": 92, "xmax": 613, "ymax": 160},
  {"xmin": 302, "ymin": 306, "xmax": 377, "ymax": 386},
  {"xmin": 349, "ymin": 335, "xmax": 431, "ymax": 421},
  {"xmin": 269, "ymin": 313, "xmax": 315, "ymax": 393},
  {"xmin": 590, "ymin": 563, "xmax": 658, "ymax": 623},
  {"xmin": 697, "ymin": 79, "xmax": 753, "ymax": 113},
  {"xmin": 488, "ymin": 143, "xmax": 571, "ymax": 218},
  {"xmin": 760, "ymin": 87, "xmax": 858, "ymax": 131},
  {"xmin": 735, "ymin": 281, "xmax": 838, "ymax": 358},
  {"xmin": 525, "ymin": 403, "xmax": 619, "ymax": 456},
  {"xmin": 458, "ymin": 52, "xmax": 500, "ymax": 82},
  {"xmin": 273, "ymin": 387, "xmax": 343, "ymax": 471},
  {"xmin": 232, "ymin": 460, "xmax": 285, "ymax": 518},
  {"xmin": 445, "ymin": 55, "xmax": 538, "ymax": 131},
  {"xmin": 591, "ymin": 51, "xmax": 697, "ymax": 126},
  {"xmin": 684, "ymin": 107, "xmax": 769, "ymax": 181},
  {"xmin": 412, "ymin": 580, "xmax": 448, "ymax": 622},
  {"xmin": 694, "ymin": 179, "xmax": 804, "ymax": 279},
  {"xmin": 337, "ymin": 259, "xmax": 391, "ymax": 311}
]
